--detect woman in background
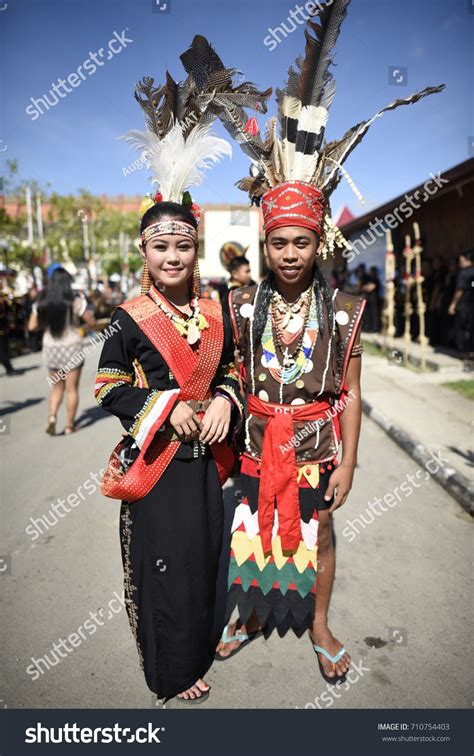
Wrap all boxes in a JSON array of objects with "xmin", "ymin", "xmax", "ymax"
[{"xmin": 28, "ymin": 266, "xmax": 95, "ymax": 435}]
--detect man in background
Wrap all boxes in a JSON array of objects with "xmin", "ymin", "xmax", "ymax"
[
  {"xmin": 449, "ymin": 250, "xmax": 474, "ymax": 369},
  {"xmin": 219, "ymin": 256, "xmax": 255, "ymax": 320},
  {"xmin": 227, "ymin": 256, "xmax": 253, "ymax": 290}
]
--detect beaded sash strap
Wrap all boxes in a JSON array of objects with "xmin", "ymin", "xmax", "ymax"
[{"xmin": 101, "ymin": 295, "xmax": 234, "ymax": 501}]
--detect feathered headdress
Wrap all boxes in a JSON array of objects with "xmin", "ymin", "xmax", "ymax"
[
  {"xmin": 211, "ymin": 0, "xmax": 445, "ymax": 255},
  {"xmin": 121, "ymin": 38, "xmax": 272, "ymax": 294},
  {"xmin": 121, "ymin": 36, "xmax": 272, "ymax": 210}
]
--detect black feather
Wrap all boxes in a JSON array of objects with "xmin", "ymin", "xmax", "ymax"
[{"xmin": 180, "ymin": 35, "xmax": 228, "ymax": 91}]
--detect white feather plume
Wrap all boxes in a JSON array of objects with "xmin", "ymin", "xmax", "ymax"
[{"xmin": 120, "ymin": 123, "xmax": 232, "ymax": 202}]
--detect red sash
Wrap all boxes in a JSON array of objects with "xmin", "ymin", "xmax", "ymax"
[
  {"xmin": 248, "ymin": 393, "xmax": 342, "ymax": 553},
  {"xmin": 101, "ymin": 293, "xmax": 234, "ymax": 501}
]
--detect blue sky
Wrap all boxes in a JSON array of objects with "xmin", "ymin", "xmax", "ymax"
[{"xmin": 1, "ymin": 0, "xmax": 472, "ymax": 216}]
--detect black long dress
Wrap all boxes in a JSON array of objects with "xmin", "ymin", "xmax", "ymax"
[{"xmin": 95, "ymin": 290, "xmax": 242, "ymax": 699}]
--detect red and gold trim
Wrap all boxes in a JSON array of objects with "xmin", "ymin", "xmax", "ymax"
[
  {"xmin": 128, "ymin": 388, "xmax": 181, "ymax": 453},
  {"xmin": 132, "ymin": 358, "xmax": 149, "ymax": 388},
  {"xmin": 95, "ymin": 368, "xmax": 133, "ymax": 405}
]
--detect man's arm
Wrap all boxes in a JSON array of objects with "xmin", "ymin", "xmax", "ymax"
[
  {"xmin": 338, "ymin": 348, "xmax": 362, "ymax": 469},
  {"xmin": 324, "ymin": 324, "xmax": 363, "ymax": 513},
  {"xmin": 448, "ymin": 288, "xmax": 463, "ymax": 316}
]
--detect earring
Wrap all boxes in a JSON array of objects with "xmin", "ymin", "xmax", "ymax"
[
  {"xmin": 191, "ymin": 253, "xmax": 201, "ymax": 297},
  {"xmin": 140, "ymin": 259, "xmax": 153, "ymax": 295}
]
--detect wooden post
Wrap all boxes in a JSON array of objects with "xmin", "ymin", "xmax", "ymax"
[
  {"xmin": 412, "ymin": 221, "xmax": 427, "ymax": 370},
  {"xmin": 403, "ymin": 234, "xmax": 414, "ymax": 367},
  {"xmin": 383, "ymin": 229, "xmax": 396, "ymax": 356}
]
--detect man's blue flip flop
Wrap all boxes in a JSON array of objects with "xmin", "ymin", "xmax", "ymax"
[{"xmin": 313, "ymin": 644, "xmax": 348, "ymax": 685}]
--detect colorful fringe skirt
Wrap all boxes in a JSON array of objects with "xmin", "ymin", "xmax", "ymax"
[{"xmin": 225, "ymin": 453, "xmax": 337, "ymax": 636}]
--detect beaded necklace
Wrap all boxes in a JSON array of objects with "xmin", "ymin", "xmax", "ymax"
[
  {"xmin": 149, "ymin": 287, "xmax": 209, "ymax": 345},
  {"xmin": 261, "ymin": 289, "xmax": 318, "ymax": 379},
  {"xmin": 247, "ymin": 283, "xmax": 319, "ymax": 416},
  {"xmin": 271, "ymin": 284, "xmax": 312, "ymax": 334},
  {"xmin": 271, "ymin": 292, "xmax": 312, "ymax": 370}
]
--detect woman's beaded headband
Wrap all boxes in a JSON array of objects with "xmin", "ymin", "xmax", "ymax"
[
  {"xmin": 139, "ymin": 190, "xmax": 200, "ymax": 245},
  {"xmin": 141, "ymin": 220, "xmax": 199, "ymax": 245}
]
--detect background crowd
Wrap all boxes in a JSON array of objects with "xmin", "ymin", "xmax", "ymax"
[
  {"xmin": 332, "ymin": 251, "xmax": 474, "ymax": 355},
  {"xmin": 1, "ymin": 247, "xmax": 473, "ymax": 379}
]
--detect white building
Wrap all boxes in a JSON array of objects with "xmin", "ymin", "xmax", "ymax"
[{"xmin": 201, "ymin": 206, "xmax": 261, "ymax": 280}]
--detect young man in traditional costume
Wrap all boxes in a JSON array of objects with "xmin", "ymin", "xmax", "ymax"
[
  {"xmin": 214, "ymin": 0, "xmax": 444, "ymax": 682},
  {"xmin": 94, "ymin": 48, "xmax": 270, "ymax": 704}
]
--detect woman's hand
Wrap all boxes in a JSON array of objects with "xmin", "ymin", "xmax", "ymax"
[
  {"xmin": 199, "ymin": 396, "xmax": 231, "ymax": 445},
  {"xmin": 28, "ymin": 310, "xmax": 39, "ymax": 333},
  {"xmin": 324, "ymin": 462, "xmax": 355, "ymax": 514},
  {"xmin": 169, "ymin": 401, "xmax": 202, "ymax": 442}
]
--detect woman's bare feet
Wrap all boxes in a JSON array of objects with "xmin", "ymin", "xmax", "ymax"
[
  {"xmin": 215, "ymin": 615, "xmax": 262, "ymax": 658},
  {"xmin": 176, "ymin": 678, "xmax": 210, "ymax": 701},
  {"xmin": 310, "ymin": 623, "xmax": 351, "ymax": 679}
]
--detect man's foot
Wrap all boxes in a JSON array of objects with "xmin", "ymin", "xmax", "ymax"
[
  {"xmin": 176, "ymin": 678, "xmax": 209, "ymax": 701},
  {"xmin": 215, "ymin": 617, "xmax": 262, "ymax": 659},
  {"xmin": 310, "ymin": 625, "xmax": 351, "ymax": 679}
]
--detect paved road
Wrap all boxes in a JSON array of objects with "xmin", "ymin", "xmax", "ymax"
[{"xmin": 1, "ymin": 343, "xmax": 472, "ymax": 710}]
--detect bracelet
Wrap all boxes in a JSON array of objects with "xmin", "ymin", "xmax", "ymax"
[
  {"xmin": 350, "ymin": 343, "xmax": 364, "ymax": 356},
  {"xmin": 213, "ymin": 390, "xmax": 234, "ymax": 406}
]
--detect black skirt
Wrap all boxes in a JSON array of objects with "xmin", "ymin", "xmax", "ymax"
[{"xmin": 119, "ymin": 449, "xmax": 224, "ymax": 699}]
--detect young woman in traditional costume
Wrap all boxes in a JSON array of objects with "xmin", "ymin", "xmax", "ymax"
[
  {"xmin": 92, "ymin": 49, "xmax": 270, "ymax": 702},
  {"xmin": 212, "ymin": 0, "xmax": 444, "ymax": 682},
  {"xmin": 96, "ymin": 199, "xmax": 243, "ymax": 703}
]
